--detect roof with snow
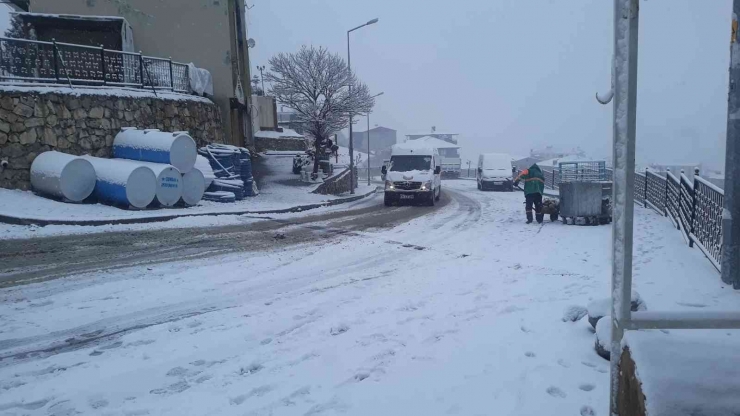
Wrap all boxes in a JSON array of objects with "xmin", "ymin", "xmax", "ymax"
[
  {"xmin": 406, "ymin": 132, "xmax": 459, "ymax": 137},
  {"xmin": 392, "ymin": 143, "xmax": 437, "ymax": 156},
  {"xmin": 404, "ymin": 136, "xmax": 460, "ymax": 149},
  {"xmin": 254, "ymin": 128, "xmax": 304, "ymax": 140},
  {"xmin": 11, "ymin": 12, "xmax": 129, "ymax": 24}
]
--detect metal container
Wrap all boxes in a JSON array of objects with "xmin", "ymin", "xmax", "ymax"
[
  {"xmin": 559, "ymin": 182, "xmax": 604, "ymax": 218},
  {"xmin": 31, "ymin": 151, "xmax": 96, "ymax": 202},
  {"xmin": 181, "ymin": 168, "xmax": 205, "ymax": 206},
  {"xmin": 113, "ymin": 128, "xmax": 197, "ymax": 173},
  {"xmin": 83, "ymin": 156, "xmax": 157, "ymax": 209}
]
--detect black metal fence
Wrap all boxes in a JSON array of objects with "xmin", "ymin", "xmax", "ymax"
[
  {"xmin": 0, "ymin": 37, "xmax": 190, "ymax": 93},
  {"xmin": 542, "ymin": 165, "xmax": 724, "ymax": 271}
]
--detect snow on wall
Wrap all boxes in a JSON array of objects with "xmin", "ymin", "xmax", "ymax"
[{"xmin": 625, "ymin": 331, "xmax": 740, "ymax": 416}]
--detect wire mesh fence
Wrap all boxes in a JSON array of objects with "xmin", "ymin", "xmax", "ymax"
[{"xmin": 0, "ymin": 36, "xmax": 190, "ymax": 93}]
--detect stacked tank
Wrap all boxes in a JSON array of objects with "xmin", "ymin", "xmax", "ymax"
[{"xmin": 30, "ymin": 128, "xmax": 214, "ymax": 209}]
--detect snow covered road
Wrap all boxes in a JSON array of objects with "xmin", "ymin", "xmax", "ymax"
[{"xmin": 1, "ymin": 180, "xmax": 738, "ymax": 416}]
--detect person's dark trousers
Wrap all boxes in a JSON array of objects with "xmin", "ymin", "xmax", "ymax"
[{"xmin": 525, "ymin": 193, "xmax": 543, "ymax": 224}]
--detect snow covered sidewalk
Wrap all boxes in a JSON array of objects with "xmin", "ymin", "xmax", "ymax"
[
  {"xmin": 0, "ymin": 152, "xmax": 375, "ymax": 231},
  {"xmin": 0, "ymin": 180, "xmax": 738, "ymax": 415}
]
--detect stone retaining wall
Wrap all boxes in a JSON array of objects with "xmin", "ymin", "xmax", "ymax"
[
  {"xmin": 312, "ymin": 167, "xmax": 358, "ymax": 195},
  {"xmin": 0, "ymin": 87, "xmax": 224, "ymax": 190}
]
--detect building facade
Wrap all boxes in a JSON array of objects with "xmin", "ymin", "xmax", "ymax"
[
  {"xmin": 26, "ymin": 0, "xmax": 252, "ymax": 147},
  {"xmin": 353, "ymin": 126, "xmax": 396, "ymax": 154}
]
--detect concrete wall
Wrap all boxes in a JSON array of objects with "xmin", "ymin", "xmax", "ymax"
[
  {"xmin": 0, "ymin": 87, "xmax": 224, "ymax": 190},
  {"xmin": 31, "ymin": 0, "xmax": 249, "ymax": 146}
]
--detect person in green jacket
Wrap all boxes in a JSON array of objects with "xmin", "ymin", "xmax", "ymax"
[{"xmin": 514, "ymin": 164, "xmax": 546, "ymax": 224}]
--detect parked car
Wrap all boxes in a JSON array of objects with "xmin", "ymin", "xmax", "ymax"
[
  {"xmin": 382, "ymin": 144, "xmax": 442, "ymax": 206},
  {"xmin": 477, "ymin": 153, "xmax": 515, "ymax": 191}
]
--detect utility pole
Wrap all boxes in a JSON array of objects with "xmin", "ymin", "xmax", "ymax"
[
  {"xmin": 367, "ymin": 112, "xmax": 371, "ymax": 185},
  {"xmin": 347, "ymin": 18, "xmax": 378, "ymax": 194},
  {"xmin": 609, "ymin": 0, "xmax": 639, "ymax": 414},
  {"xmin": 722, "ymin": 3, "xmax": 740, "ymax": 290}
]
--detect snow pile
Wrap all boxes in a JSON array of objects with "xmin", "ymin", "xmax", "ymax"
[
  {"xmin": 594, "ymin": 315, "xmax": 611, "ymax": 360},
  {"xmin": 562, "ymin": 305, "xmax": 588, "ymax": 322},
  {"xmin": 587, "ymin": 298, "xmax": 610, "ymax": 328},
  {"xmin": 587, "ymin": 290, "xmax": 646, "ymax": 328},
  {"xmin": 625, "ymin": 331, "xmax": 740, "ymax": 416}
]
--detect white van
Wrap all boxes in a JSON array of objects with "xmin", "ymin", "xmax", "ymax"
[
  {"xmin": 477, "ymin": 153, "xmax": 515, "ymax": 191},
  {"xmin": 381, "ymin": 144, "xmax": 442, "ymax": 206}
]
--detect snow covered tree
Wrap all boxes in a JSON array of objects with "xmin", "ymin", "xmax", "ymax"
[{"xmin": 266, "ymin": 46, "xmax": 374, "ymax": 176}]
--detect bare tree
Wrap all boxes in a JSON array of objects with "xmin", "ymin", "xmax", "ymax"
[{"xmin": 266, "ymin": 45, "xmax": 374, "ymax": 176}]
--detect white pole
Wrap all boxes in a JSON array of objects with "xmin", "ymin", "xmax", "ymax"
[{"xmin": 610, "ymin": 0, "xmax": 639, "ymax": 414}]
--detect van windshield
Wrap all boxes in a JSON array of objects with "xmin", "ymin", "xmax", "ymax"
[{"xmin": 390, "ymin": 155, "xmax": 432, "ymax": 172}]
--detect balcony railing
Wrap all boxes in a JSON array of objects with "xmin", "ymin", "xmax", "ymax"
[{"xmin": 0, "ymin": 36, "xmax": 190, "ymax": 93}]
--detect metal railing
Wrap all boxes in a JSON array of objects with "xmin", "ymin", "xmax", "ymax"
[
  {"xmin": 0, "ymin": 36, "xmax": 190, "ymax": 93},
  {"xmin": 542, "ymin": 165, "xmax": 724, "ymax": 273}
]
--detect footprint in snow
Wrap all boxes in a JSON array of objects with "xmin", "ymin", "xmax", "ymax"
[
  {"xmin": 579, "ymin": 383, "xmax": 595, "ymax": 392},
  {"xmin": 330, "ymin": 324, "xmax": 349, "ymax": 336},
  {"xmin": 580, "ymin": 405, "xmax": 596, "ymax": 416},
  {"xmin": 581, "ymin": 361, "xmax": 597, "ymax": 368},
  {"xmin": 557, "ymin": 359, "xmax": 571, "ymax": 368},
  {"xmin": 546, "ymin": 386, "xmax": 567, "ymax": 398},
  {"xmin": 524, "ymin": 351, "xmax": 536, "ymax": 358}
]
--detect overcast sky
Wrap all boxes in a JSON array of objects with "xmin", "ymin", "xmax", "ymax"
[
  {"xmin": 248, "ymin": 0, "xmax": 732, "ymax": 170},
  {"xmin": 0, "ymin": 2, "xmax": 730, "ymax": 170}
]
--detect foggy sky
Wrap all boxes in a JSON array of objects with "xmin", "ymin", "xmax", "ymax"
[
  {"xmin": 0, "ymin": 2, "xmax": 730, "ymax": 170},
  {"xmin": 248, "ymin": 0, "xmax": 732, "ymax": 170}
]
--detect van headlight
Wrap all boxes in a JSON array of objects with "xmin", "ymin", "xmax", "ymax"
[
  {"xmin": 421, "ymin": 181, "xmax": 432, "ymax": 191},
  {"xmin": 385, "ymin": 180, "xmax": 394, "ymax": 190}
]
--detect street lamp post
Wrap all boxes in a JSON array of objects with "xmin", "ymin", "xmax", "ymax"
[
  {"xmin": 366, "ymin": 91, "xmax": 384, "ymax": 186},
  {"xmin": 467, "ymin": 160, "xmax": 471, "ymax": 177},
  {"xmin": 347, "ymin": 17, "xmax": 379, "ymax": 194},
  {"xmin": 256, "ymin": 65, "xmax": 266, "ymax": 93}
]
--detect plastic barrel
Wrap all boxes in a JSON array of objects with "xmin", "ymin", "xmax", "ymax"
[
  {"xmin": 181, "ymin": 168, "xmax": 205, "ymax": 206},
  {"xmin": 113, "ymin": 128, "xmax": 197, "ymax": 173},
  {"xmin": 30, "ymin": 151, "xmax": 96, "ymax": 202},
  {"xmin": 83, "ymin": 156, "xmax": 157, "ymax": 209},
  {"xmin": 132, "ymin": 161, "xmax": 182, "ymax": 207}
]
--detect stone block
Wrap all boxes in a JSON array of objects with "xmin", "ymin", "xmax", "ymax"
[
  {"xmin": 13, "ymin": 103, "xmax": 34, "ymax": 118},
  {"xmin": 73, "ymin": 108, "xmax": 87, "ymax": 119},
  {"xmin": 24, "ymin": 118, "xmax": 44, "ymax": 128},
  {"xmin": 19, "ymin": 128, "xmax": 37, "ymax": 145},
  {"xmin": 89, "ymin": 106, "xmax": 105, "ymax": 119},
  {"xmin": 42, "ymin": 127, "xmax": 57, "ymax": 146}
]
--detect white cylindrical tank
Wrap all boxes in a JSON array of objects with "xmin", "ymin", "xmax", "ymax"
[
  {"xmin": 181, "ymin": 168, "xmax": 205, "ymax": 206},
  {"xmin": 30, "ymin": 151, "xmax": 96, "ymax": 202},
  {"xmin": 113, "ymin": 128, "xmax": 197, "ymax": 173},
  {"xmin": 131, "ymin": 161, "xmax": 182, "ymax": 207},
  {"xmin": 83, "ymin": 156, "xmax": 157, "ymax": 209},
  {"xmin": 194, "ymin": 154, "xmax": 215, "ymax": 188}
]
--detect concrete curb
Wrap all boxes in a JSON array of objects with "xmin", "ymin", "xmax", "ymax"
[{"xmin": 0, "ymin": 187, "xmax": 380, "ymax": 227}]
